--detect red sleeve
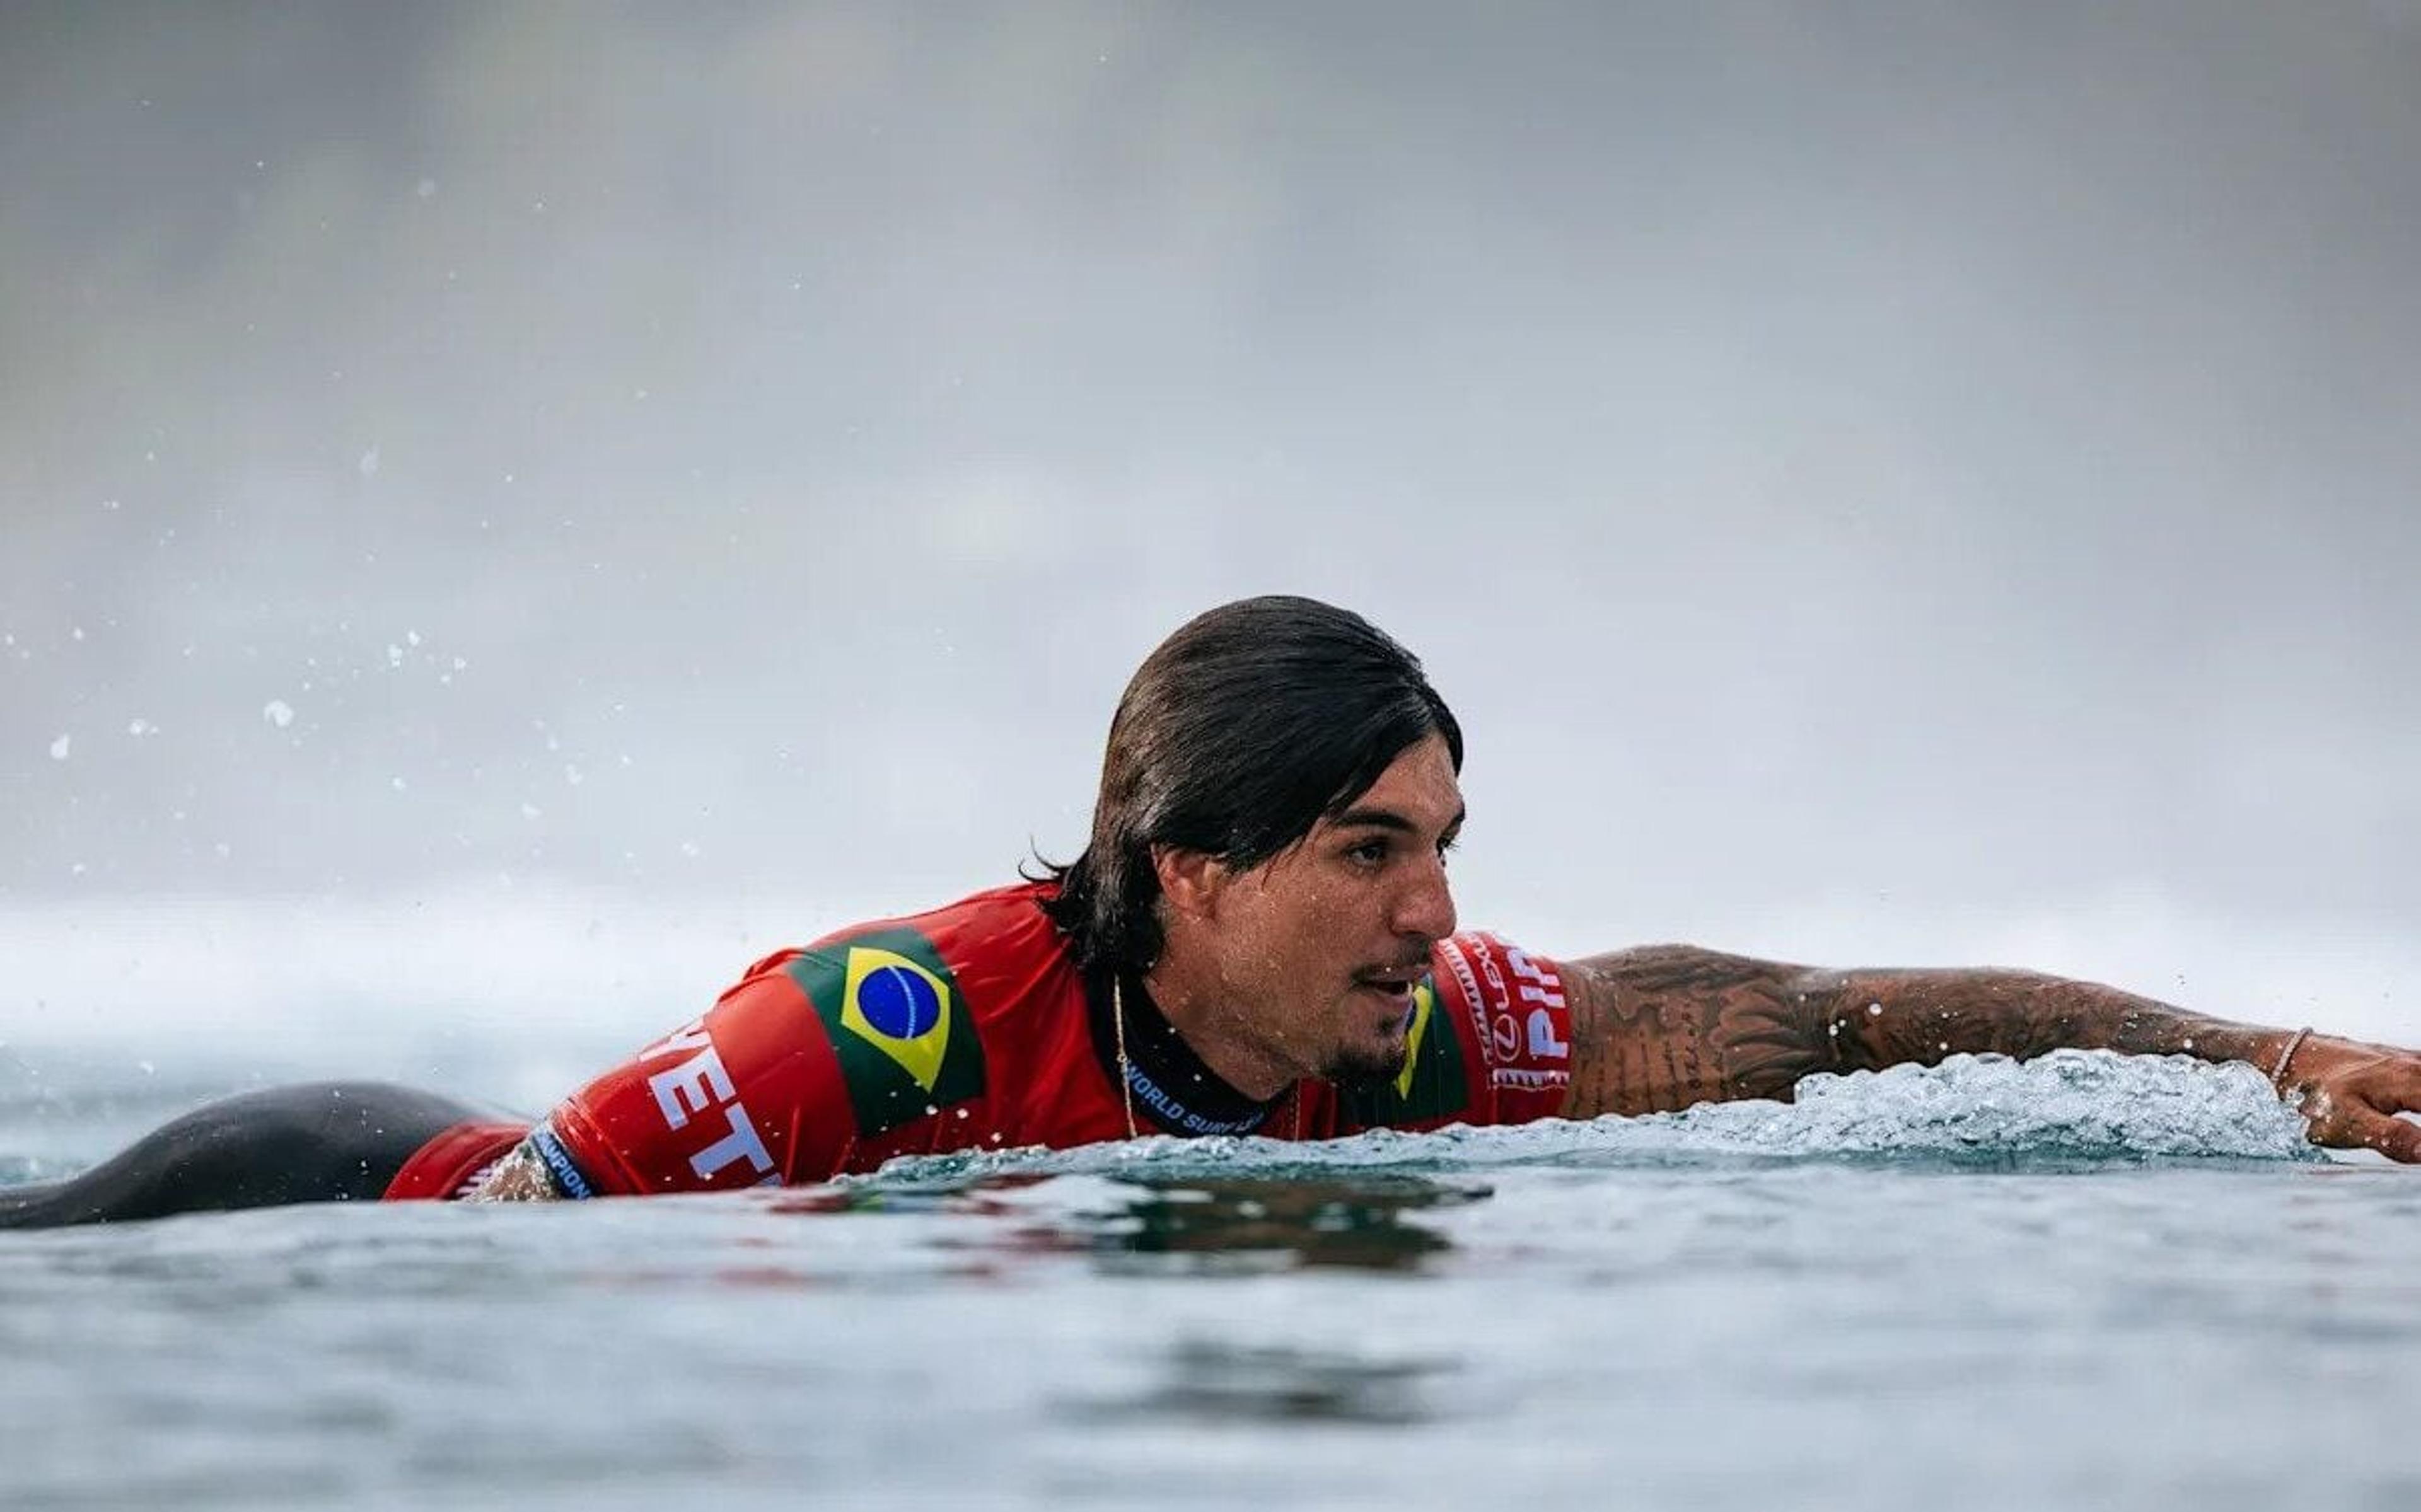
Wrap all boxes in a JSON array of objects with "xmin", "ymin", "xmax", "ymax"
[
  {"xmin": 540, "ymin": 950, "xmax": 861, "ymax": 1195},
  {"xmin": 1434, "ymin": 932, "xmax": 1574, "ymax": 1124},
  {"xmin": 382, "ymin": 1121, "xmax": 531, "ymax": 1202},
  {"xmin": 537, "ymin": 918, "xmax": 999, "ymax": 1195}
]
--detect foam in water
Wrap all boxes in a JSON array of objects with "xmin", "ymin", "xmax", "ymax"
[{"xmin": 863, "ymin": 1049, "xmax": 2321, "ymax": 1187}]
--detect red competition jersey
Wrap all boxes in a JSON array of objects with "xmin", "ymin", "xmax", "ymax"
[{"xmin": 386, "ymin": 881, "xmax": 1574, "ymax": 1201}]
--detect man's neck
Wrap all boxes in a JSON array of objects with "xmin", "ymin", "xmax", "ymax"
[{"xmin": 1142, "ymin": 955, "xmax": 1299, "ymax": 1102}]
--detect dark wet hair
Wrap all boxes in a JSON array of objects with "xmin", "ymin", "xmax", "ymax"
[{"xmin": 1034, "ymin": 595, "xmax": 1462, "ymax": 972}]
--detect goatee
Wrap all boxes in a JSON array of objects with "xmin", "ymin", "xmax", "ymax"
[{"xmin": 1320, "ymin": 1041, "xmax": 1410, "ymax": 1092}]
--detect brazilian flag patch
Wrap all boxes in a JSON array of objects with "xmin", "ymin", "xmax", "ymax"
[
  {"xmin": 1340, "ymin": 976, "xmax": 1470, "ymax": 1127},
  {"xmin": 786, "ymin": 925, "xmax": 985, "ymax": 1138}
]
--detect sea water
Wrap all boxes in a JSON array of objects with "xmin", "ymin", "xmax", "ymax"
[{"xmin": 3, "ymin": 1051, "xmax": 2417, "ymax": 1511}]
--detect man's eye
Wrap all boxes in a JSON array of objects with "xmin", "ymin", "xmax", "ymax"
[{"xmin": 1347, "ymin": 840, "xmax": 1389, "ymax": 867}]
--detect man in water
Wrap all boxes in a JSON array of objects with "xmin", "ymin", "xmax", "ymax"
[{"xmin": 7, "ymin": 597, "xmax": 2418, "ymax": 1226}]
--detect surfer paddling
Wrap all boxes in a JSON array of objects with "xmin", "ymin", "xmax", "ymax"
[{"xmin": 7, "ymin": 597, "xmax": 2418, "ymax": 1228}]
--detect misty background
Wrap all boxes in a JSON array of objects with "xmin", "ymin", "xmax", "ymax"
[{"xmin": 4, "ymin": 2, "xmax": 2417, "ymax": 1097}]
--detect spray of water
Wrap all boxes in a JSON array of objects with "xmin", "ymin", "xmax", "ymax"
[{"xmin": 866, "ymin": 1049, "xmax": 2320, "ymax": 1187}]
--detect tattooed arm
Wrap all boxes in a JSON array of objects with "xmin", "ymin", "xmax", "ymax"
[{"xmin": 1557, "ymin": 945, "xmax": 2421, "ymax": 1162}]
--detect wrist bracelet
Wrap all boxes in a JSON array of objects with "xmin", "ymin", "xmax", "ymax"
[{"xmin": 2268, "ymin": 1025, "xmax": 2313, "ymax": 1092}]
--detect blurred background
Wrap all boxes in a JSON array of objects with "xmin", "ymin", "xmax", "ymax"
[{"xmin": 5, "ymin": 1, "xmax": 2417, "ymax": 1110}]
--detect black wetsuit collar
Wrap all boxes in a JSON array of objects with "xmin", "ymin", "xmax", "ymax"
[{"xmin": 1086, "ymin": 967, "xmax": 1279, "ymax": 1138}]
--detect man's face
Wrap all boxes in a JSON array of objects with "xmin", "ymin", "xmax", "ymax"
[{"xmin": 1186, "ymin": 732, "xmax": 1464, "ymax": 1087}]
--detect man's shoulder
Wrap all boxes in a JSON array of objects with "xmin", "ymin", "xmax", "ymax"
[
  {"xmin": 767, "ymin": 879, "xmax": 1078, "ymax": 1024},
  {"xmin": 726, "ymin": 880, "xmax": 1077, "ymax": 1145},
  {"xmin": 1429, "ymin": 930, "xmax": 1574, "ymax": 1112},
  {"xmin": 832, "ymin": 879, "xmax": 1067, "ymax": 968},
  {"xmin": 711, "ymin": 880, "xmax": 1065, "ymax": 996}
]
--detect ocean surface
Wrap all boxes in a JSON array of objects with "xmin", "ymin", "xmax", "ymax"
[{"xmin": 4, "ymin": 1047, "xmax": 2418, "ymax": 1511}]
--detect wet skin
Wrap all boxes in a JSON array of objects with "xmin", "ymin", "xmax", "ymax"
[{"xmin": 1144, "ymin": 732, "xmax": 1465, "ymax": 1102}]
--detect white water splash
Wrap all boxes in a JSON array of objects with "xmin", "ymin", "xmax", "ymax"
[
  {"xmin": 1629, "ymin": 1048, "xmax": 2316, "ymax": 1160},
  {"xmin": 867, "ymin": 1051, "xmax": 2320, "ymax": 1187}
]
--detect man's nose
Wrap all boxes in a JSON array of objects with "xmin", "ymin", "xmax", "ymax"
[{"xmin": 1395, "ymin": 853, "xmax": 1458, "ymax": 944}]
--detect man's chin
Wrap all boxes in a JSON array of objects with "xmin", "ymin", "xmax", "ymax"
[{"xmin": 1320, "ymin": 1041, "xmax": 1410, "ymax": 1092}]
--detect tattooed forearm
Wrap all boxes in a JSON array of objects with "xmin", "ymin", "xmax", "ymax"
[
  {"xmin": 1559, "ymin": 945, "xmax": 2297, "ymax": 1120},
  {"xmin": 1805, "ymin": 967, "xmax": 2280, "ymax": 1074},
  {"xmin": 1558, "ymin": 945, "xmax": 1831, "ymax": 1116}
]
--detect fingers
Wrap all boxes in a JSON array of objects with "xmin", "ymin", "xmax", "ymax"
[
  {"xmin": 2304, "ymin": 1092, "xmax": 2421, "ymax": 1164},
  {"xmin": 2350, "ymin": 1112, "xmax": 2421, "ymax": 1164}
]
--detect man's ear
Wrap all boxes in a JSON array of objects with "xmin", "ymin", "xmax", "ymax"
[{"xmin": 1151, "ymin": 845, "xmax": 1227, "ymax": 921}]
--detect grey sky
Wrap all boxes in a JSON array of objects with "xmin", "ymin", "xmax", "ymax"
[{"xmin": 4, "ymin": 3, "xmax": 2417, "ymax": 1044}]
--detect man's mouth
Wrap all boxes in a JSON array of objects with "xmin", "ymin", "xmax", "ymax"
[{"xmin": 1352, "ymin": 967, "xmax": 1421, "ymax": 1010}]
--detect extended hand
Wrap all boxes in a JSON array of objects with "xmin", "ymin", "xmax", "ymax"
[{"xmin": 2285, "ymin": 1035, "xmax": 2421, "ymax": 1163}]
